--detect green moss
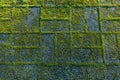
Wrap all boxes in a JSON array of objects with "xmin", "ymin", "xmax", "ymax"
[
  {"xmin": 0, "ymin": 0, "xmax": 120, "ymax": 80},
  {"xmin": 71, "ymin": 0, "xmax": 97, "ymax": 5},
  {"xmin": 41, "ymin": 7, "xmax": 69, "ymax": 19}
]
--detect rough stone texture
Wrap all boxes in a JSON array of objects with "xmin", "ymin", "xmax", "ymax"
[{"xmin": 0, "ymin": 0, "xmax": 120, "ymax": 80}]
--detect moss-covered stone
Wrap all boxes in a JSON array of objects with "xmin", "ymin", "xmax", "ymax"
[{"xmin": 0, "ymin": 0, "xmax": 120, "ymax": 80}]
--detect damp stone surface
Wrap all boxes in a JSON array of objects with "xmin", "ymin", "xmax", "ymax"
[{"xmin": 0, "ymin": 0, "xmax": 120, "ymax": 80}]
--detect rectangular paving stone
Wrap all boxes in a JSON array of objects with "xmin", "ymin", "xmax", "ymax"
[
  {"xmin": 41, "ymin": 20, "xmax": 69, "ymax": 32},
  {"xmin": 8, "ymin": 48, "xmax": 39, "ymax": 62},
  {"xmin": 55, "ymin": 0, "xmax": 69, "ymax": 6},
  {"xmin": 0, "ymin": 65, "xmax": 5, "ymax": 79},
  {"xmin": 0, "ymin": 46, "xmax": 9, "ymax": 62},
  {"xmin": 102, "ymin": 21, "xmax": 120, "ymax": 32},
  {"xmin": 40, "ymin": 34, "xmax": 54, "ymax": 62},
  {"xmin": 71, "ymin": 0, "xmax": 97, "ymax": 5},
  {"xmin": 100, "ymin": 0, "xmax": 120, "ymax": 4},
  {"xmin": 12, "ymin": 34, "xmax": 40, "ymax": 46},
  {"xmin": 86, "ymin": 7, "xmax": 100, "ymax": 32},
  {"xmin": 71, "ymin": 48, "xmax": 103, "ymax": 63},
  {"xmin": 117, "ymin": 34, "xmax": 120, "ymax": 50},
  {"xmin": 39, "ymin": 65, "xmax": 70, "ymax": 80},
  {"xmin": 9, "ymin": 0, "xmax": 42, "ymax": 5},
  {"xmin": 0, "ymin": 34, "xmax": 9, "ymax": 45},
  {"xmin": 43, "ymin": 0, "xmax": 69, "ymax": 6},
  {"xmin": 100, "ymin": 7, "xmax": 120, "ymax": 18},
  {"xmin": 72, "ymin": 7, "xmax": 86, "ymax": 32},
  {"xmin": 41, "ymin": 7, "xmax": 69, "ymax": 19},
  {"xmin": 43, "ymin": 0, "xmax": 55, "ymax": 6},
  {"xmin": 0, "ymin": 0, "xmax": 12, "ymax": 5},
  {"xmin": 104, "ymin": 34, "xmax": 120, "ymax": 63},
  {"xmin": 107, "ymin": 66, "xmax": 120, "ymax": 80},
  {"xmin": 5, "ymin": 65, "xmax": 38, "ymax": 80},
  {"xmin": 72, "ymin": 33, "xmax": 101, "ymax": 47},
  {"xmin": 56, "ymin": 33, "xmax": 70, "ymax": 62},
  {"xmin": 0, "ymin": 7, "xmax": 11, "ymax": 19},
  {"xmin": 71, "ymin": 66, "xmax": 105, "ymax": 80},
  {"xmin": 0, "ymin": 8, "xmax": 11, "ymax": 32}
]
